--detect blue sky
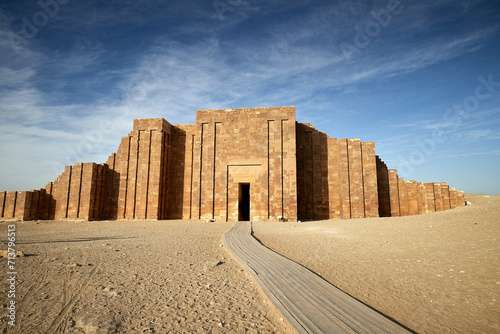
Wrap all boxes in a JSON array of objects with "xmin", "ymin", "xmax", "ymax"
[{"xmin": 0, "ymin": 0, "xmax": 499, "ymax": 195}]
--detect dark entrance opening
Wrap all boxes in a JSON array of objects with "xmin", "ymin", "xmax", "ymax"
[{"xmin": 238, "ymin": 183, "xmax": 250, "ymax": 221}]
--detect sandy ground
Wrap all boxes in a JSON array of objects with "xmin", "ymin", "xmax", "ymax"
[
  {"xmin": 253, "ymin": 194, "xmax": 500, "ymax": 333},
  {"xmin": 0, "ymin": 221, "xmax": 292, "ymax": 333},
  {"xmin": 0, "ymin": 194, "xmax": 498, "ymax": 333}
]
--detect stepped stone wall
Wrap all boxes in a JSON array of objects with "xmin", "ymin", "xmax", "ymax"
[{"xmin": 1, "ymin": 106, "xmax": 466, "ymax": 221}]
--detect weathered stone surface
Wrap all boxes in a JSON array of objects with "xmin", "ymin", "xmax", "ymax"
[{"xmin": 1, "ymin": 106, "xmax": 465, "ymax": 221}]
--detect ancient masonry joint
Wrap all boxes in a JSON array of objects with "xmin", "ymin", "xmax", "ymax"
[{"xmin": 1, "ymin": 107, "xmax": 465, "ymax": 221}]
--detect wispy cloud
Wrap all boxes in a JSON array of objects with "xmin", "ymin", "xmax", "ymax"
[
  {"xmin": 0, "ymin": 0, "xmax": 499, "ymax": 193},
  {"xmin": 392, "ymin": 120, "xmax": 457, "ymax": 129},
  {"xmin": 442, "ymin": 149, "xmax": 500, "ymax": 159}
]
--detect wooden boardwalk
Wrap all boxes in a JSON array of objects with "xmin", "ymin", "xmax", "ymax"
[{"xmin": 224, "ymin": 221, "xmax": 413, "ymax": 334}]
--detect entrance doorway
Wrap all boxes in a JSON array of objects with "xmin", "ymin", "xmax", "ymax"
[{"xmin": 238, "ymin": 183, "xmax": 250, "ymax": 221}]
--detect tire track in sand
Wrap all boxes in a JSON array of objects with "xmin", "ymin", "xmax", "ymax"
[
  {"xmin": 5, "ymin": 252, "xmax": 49, "ymax": 334},
  {"xmin": 46, "ymin": 261, "xmax": 100, "ymax": 333}
]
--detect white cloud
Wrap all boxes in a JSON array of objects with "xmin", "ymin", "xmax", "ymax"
[
  {"xmin": 443, "ymin": 149, "xmax": 500, "ymax": 159},
  {"xmin": 0, "ymin": 0, "xmax": 499, "ymax": 192}
]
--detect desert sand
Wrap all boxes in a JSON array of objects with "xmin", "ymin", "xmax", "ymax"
[
  {"xmin": 0, "ymin": 193, "xmax": 498, "ymax": 333},
  {"xmin": 253, "ymin": 194, "xmax": 500, "ymax": 333},
  {"xmin": 0, "ymin": 221, "xmax": 292, "ymax": 333}
]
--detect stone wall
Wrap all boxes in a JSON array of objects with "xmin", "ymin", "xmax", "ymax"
[
  {"xmin": 110, "ymin": 118, "xmax": 171, "ymax": 220},
  {"xmin": 296, "ymin": 123, "xmax": 329, "ymax": 220},
  {"xmin": 43, "ymin": 162, "xmax": 110, "ymax": 220},
  {"xmin": 296, "ymin": 124, "xmax": 380, "ymax": 221},
  {"xmin": 190, "ymin": 107, "xmax": 298, "ymax": 221},
  {"xmin": 0, "ymin": 189, "xmax": 53, "ymax": 221},
  {"xmin": 0, "ymin": 106, "xmax": 466, "ymax": 221}
]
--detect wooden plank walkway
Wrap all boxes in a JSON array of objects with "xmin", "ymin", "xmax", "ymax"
[{"xmin": 224, "ymin": 221, "xmax": 413, "ymax": 334}]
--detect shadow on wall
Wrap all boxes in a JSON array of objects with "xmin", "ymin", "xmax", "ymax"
[
  {"xmin": 295, "ymin": 123, "xmax": 465, "ymax": 221},
  {"xmin": 296, "ymin": 123, "xmax": 381, "ymax": 221}
]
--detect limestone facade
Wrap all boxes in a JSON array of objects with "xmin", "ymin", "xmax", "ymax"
[{"xmin": 0, "ymin": 107, "xmax": 466, "ymax": 221}]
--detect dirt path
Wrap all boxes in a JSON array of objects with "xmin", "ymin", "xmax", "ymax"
[{"xmin": 224, "ymin": 221, "xmax": 411, "ymax": 333}]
